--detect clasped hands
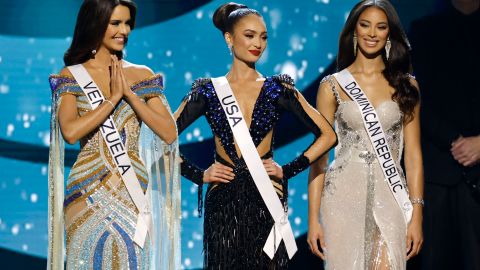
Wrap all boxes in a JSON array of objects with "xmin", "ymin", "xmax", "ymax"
[{"xmin": 109, "ymin": 55, "xmax": 135, "ymax": 104}]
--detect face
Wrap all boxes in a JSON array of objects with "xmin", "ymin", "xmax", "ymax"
[
  {"xmin": 226, "ymin": 14, "xmax": 268, "ymax": 63},
  {"xmin": 101, "ymin": 5, "xmax": 132, "ymax": 52},
  {"xmin": 355, "ymin": 6, "xmax": 389, "ymax": 57}
]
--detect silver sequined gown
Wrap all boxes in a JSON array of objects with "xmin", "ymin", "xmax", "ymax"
[{"xmin": 320, "ymin": 76, "xmax": 407, "ymax": 270}]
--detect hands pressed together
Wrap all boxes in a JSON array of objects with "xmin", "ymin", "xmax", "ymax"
[{"xmin": 109, "ymin": 55, "xmax": 135, "ymax": 104}]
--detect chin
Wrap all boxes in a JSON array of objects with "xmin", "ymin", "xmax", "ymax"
[
  {"xmin": 107, "ymin": 47, "xmax": 124, "ymax": 54},
  {"xmin": 360, "ymin": 48, "xmax": 382, "ymax": 57},
  {"xmin": 248, "ymin": 55, "xmax": 262, "ymax": 62},
  {"xmin": 237, "ymin": 56, "xmax": 258, "ymax": 65}
]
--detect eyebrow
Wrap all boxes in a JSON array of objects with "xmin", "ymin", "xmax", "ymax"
[
  {"xmin": 244, "ymin": 29, "xmax": 268, "ymax": 34},
  {"xmin": 109, "ymin": 19, "xmax": 131, "ymax": 22},
  {"xmin": 359, "ymin": 19, "xmax": 388, "ymax": 25}
]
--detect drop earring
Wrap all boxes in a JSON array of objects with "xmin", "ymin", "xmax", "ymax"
[
  {"xmin": 385, "ymin": 38, "xmax": 391, "ymax": 60},
  {"xmin": 228, "ymin": 45, "xmax": 233, "ymax": 56},
  {"xmin": 353, "ymin": 33, "xmax": 358, "ymax": 56}
]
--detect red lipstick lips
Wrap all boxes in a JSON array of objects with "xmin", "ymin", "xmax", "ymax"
[{"xmin": 249, "ymin": 50, "xmax": 261, "ymax": 56}]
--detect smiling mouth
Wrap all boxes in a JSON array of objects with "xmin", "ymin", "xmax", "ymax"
[
  {"xmin": 113, "ymin": 37, "xmax": 127, "ymax": 44},
  {"xmin": 364, "ymin": 39, "xmax": 379, "ymax": 47},
  {"xmin": 249, "ymin": 50, "xmax": 261, "ymax": 56}
]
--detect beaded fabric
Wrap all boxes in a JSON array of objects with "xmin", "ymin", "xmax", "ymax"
[
  {"xmin": 319, "ymin": 75, "xmax": 407, "ymax": 270},
  {"xmin": 48, "ymin": 74, "xmax": 181, "ymax": 270},
  {"xmin": 177, "ymin": 74, "xmax": 327, "ymax": 269}
]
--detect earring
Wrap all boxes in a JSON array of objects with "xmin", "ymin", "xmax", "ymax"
[
  {"xmin": 91, "ymin": 49, "xmax": 97, "ymax": 57},
  {"xmin": 353, "ymin": 33, "xmax": 358, "ymax": 56},
  {"xmin": 385, "ymin": 38, "xmax": 391, "ymax": 60},
  {"xmin": 228, "ymin": 45, "xmax": 233, "ymax": 56}
]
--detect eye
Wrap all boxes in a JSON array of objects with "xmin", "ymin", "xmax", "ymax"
[
  {"xmin": 110, "ymin": 21, "xmax": 120, "ymax": 26},
  {"xmin": 262, "ymin": 35, "xmax": 268, "ymax": 41},
  {"xmin": 245, "ymin": 34, "xmax": 254, "ymax": 38},
  {"xmin": 359, "ymin": 22, "xmax": 369, "ymax": 28},
  {"xmin": 378, "ymin": 25, "xmax": 388, "ymax": 30}
]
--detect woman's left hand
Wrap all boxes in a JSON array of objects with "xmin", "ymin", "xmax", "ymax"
[
  {"xmin": 111, "ymin": 55, "xmax": 135, "ymax": 99},
  {"xmin": 263, "ymin": 158, "xmax": 283, "ymax": 180},
  {"xmin": 406, "ymin": 216, "xmax": 423, "ymax": 260}
]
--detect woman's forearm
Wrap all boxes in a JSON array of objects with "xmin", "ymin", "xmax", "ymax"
[
  {"xmin": 125, "ymin": 93, "xmax": 177, "ymax": 144},
  {"xmin": 59, "ymin": 94, "xmax": 122, "ymax": 144},
  {"xmin": 308, "ymin": 156, "xmax": 328, "ymax": 225}
]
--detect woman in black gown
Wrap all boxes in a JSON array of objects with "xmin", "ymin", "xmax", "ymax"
[{"xmin": 174, "ymin": 2, "xmax": 337, "ymax": 269}]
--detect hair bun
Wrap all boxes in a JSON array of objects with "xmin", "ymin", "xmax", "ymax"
[{"xmin": 212, "ymin": 2, "xmax": 248, "ymax": 33}]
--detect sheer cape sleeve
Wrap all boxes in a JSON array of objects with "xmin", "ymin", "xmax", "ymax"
[
  {"xmin": 47, "ymin": 75, "xmax": 82, "ymax": 270},
  {"xmin": 137, "ymin": 74, "xmax": 182, "ymax": 269}
]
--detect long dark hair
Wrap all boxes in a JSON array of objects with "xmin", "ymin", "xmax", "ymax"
[
  {"xmin": 337, "ymin": 0, "xmax": 419, "ymax": 122},
  {"xmin": 212, "ymin": 2, "xmax": 261, "ymax": 34},
  {"xmin": 64, "ymin": 0, "xmax": 137, "ymax": 66}
]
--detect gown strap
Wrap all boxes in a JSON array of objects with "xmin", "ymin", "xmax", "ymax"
[{"xmin": 321, "ymin": 75, "xmax": 342, "ymax": 105}]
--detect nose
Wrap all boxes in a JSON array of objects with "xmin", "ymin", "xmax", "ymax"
[
  {"xmin": 119, "ymin": 23, "xmax": 130, "ymax": 35},
  {"xmin": 368, "ymin": 26, "xmax": 376, "ymax": 38},
  {"xmin": 253, "ymin": 36, "xmax": 262, "ymax": 49}
]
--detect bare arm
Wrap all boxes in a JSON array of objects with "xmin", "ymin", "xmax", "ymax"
[
  {"xmin": 404, "ymin": 78, "xmax": 424, "ymax": 259},
  {"xmin": 307, "ymin": 79, "xmax": 337, "ymax": 259},
  {"xmin": 404, "ymin": 98, "xmax": 424, "ymax": 221},
  {"xmin": 115, "ymin": 58, "xmax": 177, "ymax": 144},
  {"xmin": 57, "ymin": 68, "xmax": 123, "ymax": 144},
  {"xmin": 295, "ymin": 90, "xmax": 338, "ymax": 162}
]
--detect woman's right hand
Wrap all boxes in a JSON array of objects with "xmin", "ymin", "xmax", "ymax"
[
  {"xmin": 109, "ymin": 55, "xmax": 125, "ymax": 103},
  {"xmin": 307, "ymin": 221, "xmax": 326, "ymax": 260},
  {"xmin": 203, "ymin": 162, "xmax": 235, "ymax": 184}
]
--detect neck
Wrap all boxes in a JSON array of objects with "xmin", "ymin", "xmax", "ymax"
[
  {"xmin": 226, "ymin": 57, "xmax": 261, "ymax": 81},
  {"xmin": 85, "ymin": 47, "xmax": 114, "ymax": 69},
  {"xmin": 349, "ymin": 52, "xmax": 385, "ymax": 75},
  {"xmin": 452, "ymin": 0, "xmax": 480, "ymax": 14}
]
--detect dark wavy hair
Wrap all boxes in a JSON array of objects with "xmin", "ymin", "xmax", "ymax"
[
  {"xmin": 337, "ymin": 0, "xmax": 419, "ymax": 122},
  {"xmin": 212, "ymin": 2, "xmax": 261, "ymax": 34},
  {"xmin": 64, "ymin": 0, "xmax": 137, "ymax": 66}
]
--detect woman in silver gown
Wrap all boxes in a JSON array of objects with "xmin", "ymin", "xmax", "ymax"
[{"xmin": 307, "ymin": 1, "xmax": 424, "ymax": 269}]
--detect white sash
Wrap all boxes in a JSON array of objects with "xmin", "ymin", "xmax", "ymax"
[
  {"xmin": 334, "ymin": 69, "xmax": 413, "ymax": 223},
  {"xmin": 68, "ymin": 64, "xmax": 152, "ymax": 247},
  {"xmin": 211, "ymin": 76, "xmax": 298, "ymax": 259}
]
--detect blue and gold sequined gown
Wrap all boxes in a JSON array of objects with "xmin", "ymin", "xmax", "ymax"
[
  {"xmin": 177, "ymin": 75, "xmax": 330, "ymax": 269},
  {"xmin": 48, "ymin": 74, "xmax": 165, "ymax": 270}
]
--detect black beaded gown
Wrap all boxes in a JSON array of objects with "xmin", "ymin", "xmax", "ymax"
[{"xmin": 176, "ymin": 74, "xmax": 334, "ymax": 269}]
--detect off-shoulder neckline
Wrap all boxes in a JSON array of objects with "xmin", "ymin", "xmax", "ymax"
[{"xmin": 49, "ymin": 73, "xmax": 162, "ymax": 88}]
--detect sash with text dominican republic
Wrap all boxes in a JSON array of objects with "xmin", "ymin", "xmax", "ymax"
[{"xmin": 334, "ymin": 69, "xmax": 413, "ymax": 224}]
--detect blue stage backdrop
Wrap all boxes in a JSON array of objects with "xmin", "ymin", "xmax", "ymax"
[{"xmin": 0, "ymin": 0, "xmax": 436, "ymax": 268}]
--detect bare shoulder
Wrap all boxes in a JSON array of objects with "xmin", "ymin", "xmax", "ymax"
[
  {"xmin": 58, "ymin": 67, "xmax": 73, "ymax": 77},
  {"xmin": 122, "ymin": 60, "xmax": 155, "ymax": 81},
  {"xmin": 318, "ymin": 75, "xmax": 337, "ymax": 96}
]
